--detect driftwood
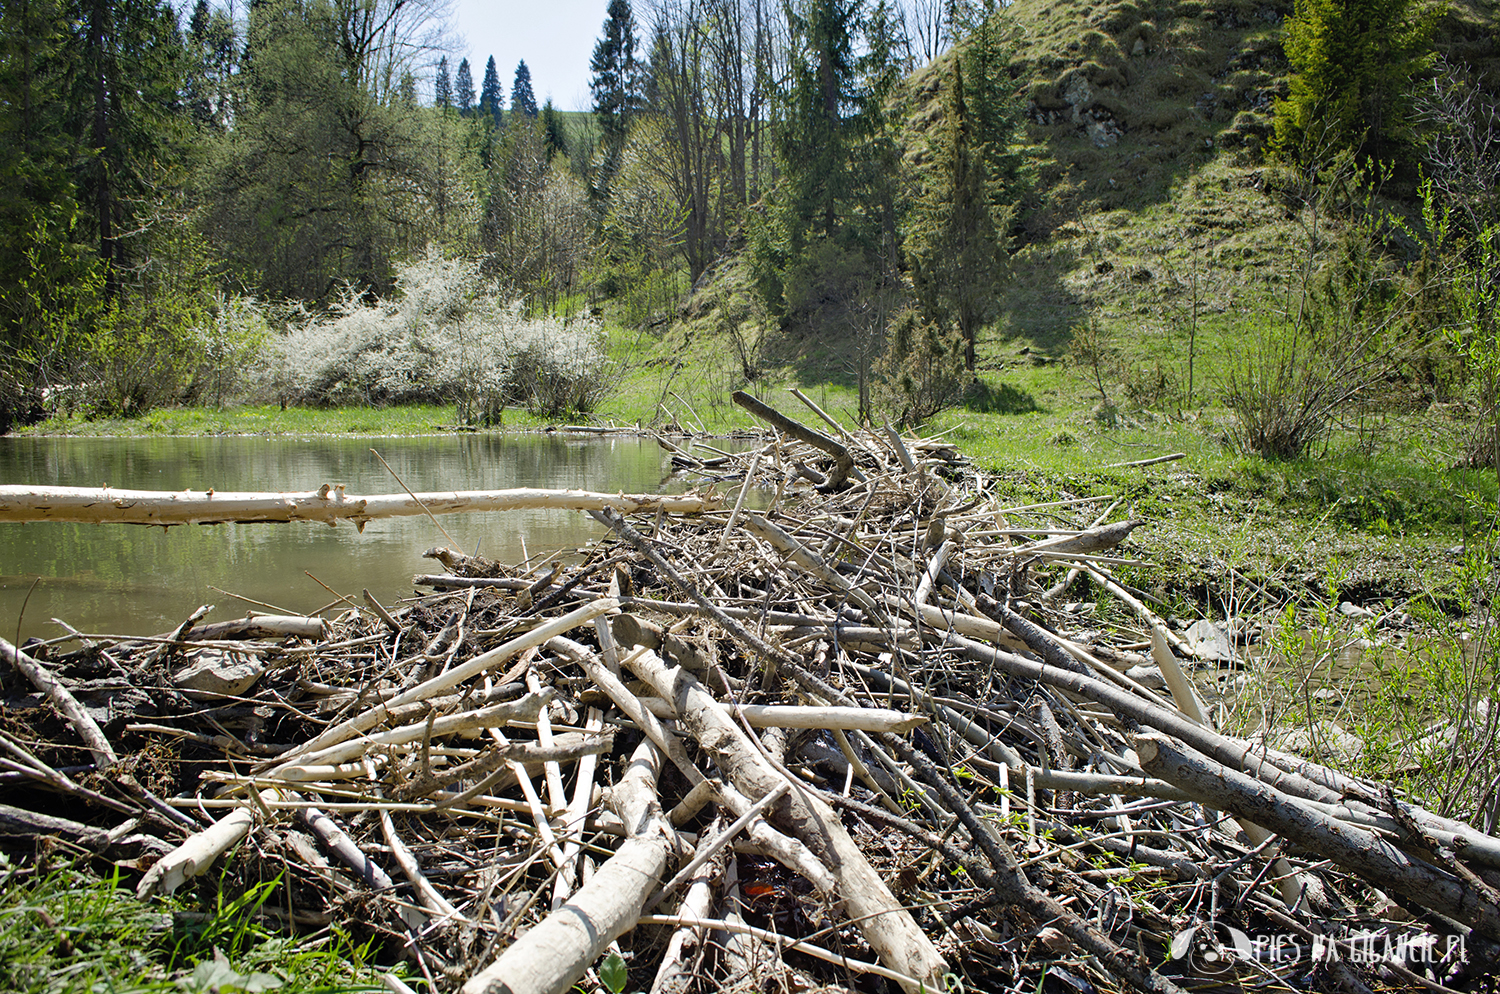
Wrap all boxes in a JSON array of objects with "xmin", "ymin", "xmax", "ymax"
[
  {"xmin": 463, "ymin": 740, "xmax": 676, "ymax": 994},
  {"xmin": 0, "ymin": 485, "xmax": 720, "ymax": 526},
  {"xmin": 5, "ymin": 401, "xmax": 1498, "ymax": 994}
]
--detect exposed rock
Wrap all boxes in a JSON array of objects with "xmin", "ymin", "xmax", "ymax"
[
  {"xmin": 174, "ymin": 650, "xmax": 265, "ymax": 700},
  {"xmin": 1269, "ymin": 721, "xmax": 1364, "ymax": 763}
]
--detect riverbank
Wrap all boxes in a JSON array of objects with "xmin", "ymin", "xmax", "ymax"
[{"xmin": 12, "ymin": 398, "xmax": 1494, "ymax": 615}]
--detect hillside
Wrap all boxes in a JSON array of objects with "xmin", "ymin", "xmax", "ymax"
[{"xmin": 892, "ymin": 0, "xmax": 1500, "ymax": 361}]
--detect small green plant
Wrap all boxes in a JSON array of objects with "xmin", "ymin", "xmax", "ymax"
[{"xmin": 598, "ymin": 950, "xmax": 628, "ymax": 994}]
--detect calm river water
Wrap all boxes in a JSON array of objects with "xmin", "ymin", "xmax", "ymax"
[{"xmin": 0, "ymin": 433, "xmax": 677, "ymax": 643}]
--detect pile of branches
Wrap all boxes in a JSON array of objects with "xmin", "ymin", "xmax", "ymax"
[{"xmin": 2, "ymin": 390, "xmax": 1497, "ymax": 994}]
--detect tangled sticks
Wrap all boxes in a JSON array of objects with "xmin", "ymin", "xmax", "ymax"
[{"xmin": 4, "ymin": 395, "xmax": 1495, "ymax": 993}]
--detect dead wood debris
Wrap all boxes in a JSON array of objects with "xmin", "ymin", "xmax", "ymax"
[{"xmin": 1, "ymin": 398, "xmax": 1494, "ymax": 994}]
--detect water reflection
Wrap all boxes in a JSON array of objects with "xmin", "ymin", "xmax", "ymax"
[{"xmin": 0, "ymin": 434, "xmax": 676, "ymax": 642}]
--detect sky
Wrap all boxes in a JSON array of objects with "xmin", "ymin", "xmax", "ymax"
[{"xmin": 445, "ymin": 0, "xmax": 608, "ymax": 113}]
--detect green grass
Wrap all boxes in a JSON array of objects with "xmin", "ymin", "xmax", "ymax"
[
  {"xmin": 14, "ymin": 404, "xmax": 557, "ymax": 437},
  {"xmin": 0, "ymin": 857, "xmax": 395, "ymax": 993}
]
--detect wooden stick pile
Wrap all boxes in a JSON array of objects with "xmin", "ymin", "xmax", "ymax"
[{"xmin": 2, "ymin": 392, "xmax": 1496, "ymax": 994}]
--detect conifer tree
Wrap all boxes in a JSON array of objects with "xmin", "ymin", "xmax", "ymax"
[
  {"xmin": 907, "ymin": 62, "xmax": 1006, "ymax": 370},
  {"xmin": 434, "ymin": 54, "xmax": 452, "ymax": 108},
  {"xmin": 454, "ymin": 56, "xmax": 475, "ymax": 114},
  {"xmin": 511, "ymin": 59, "xmax": 538, "ymax": 117},
  {"xmin": 0, "ymin": 0, "xmax": 94, "ymax": 374},
  {"xmin": 185, "ymin": 0, "xmax": 236, "ymax": 130},
  {"xmin": 479, "ymin": 55, "xmax": 503, "ymax": 125},
  {"xmin": 590, "ymin": 0, "xmax": 641, "ymax": 155},
  {"xmin": 541, "ymin": 99, "xmax": 569, "ymax": 159},
  {"xmin": 1273, "ymin": 0, "xmax": 1442, "ymax": 162}
]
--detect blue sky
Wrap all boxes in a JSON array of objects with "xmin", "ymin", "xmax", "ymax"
[{"xmin": 447, "ymin": 0, "xmax": 607, "ymax": 112}]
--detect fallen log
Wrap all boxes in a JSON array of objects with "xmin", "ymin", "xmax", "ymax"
[
  {"xmin": 1136, "ymin": 732, "xmax": 1500, "ymax": 941},
  {"xmin": 462, "ymin": 739, "xmax": 676, "ymax": 994},
  {"xmin": 0, "ymin": 485, "xmax": 720, "ymax": 526}
]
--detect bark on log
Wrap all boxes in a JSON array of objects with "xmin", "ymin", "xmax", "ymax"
[
  {"xmin": 462, "ymin": 740, "xmax": 675, "ymax": 994},
  {"xmin": 0, "ymin": 485, "xmax": 720, "ymax": 526},
  {"xmin": 1135, "ymin": 733, "xmax": 1500, "ymax": 941},
  {"xmin": 621, "ymin": 640, "xmax": 949, "ymax": 993},
  {"xmin": 0, "ymin": 802, "xmax": 112, "ymax": 848},
  {"xmin": 732, "ymin": 391, "xmax": 855, "ymax": 486}
]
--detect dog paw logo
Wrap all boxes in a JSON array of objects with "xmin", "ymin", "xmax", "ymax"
[{"xmin": 1169, "ymin": 923, "xmax": 1255, "ymax": 976}]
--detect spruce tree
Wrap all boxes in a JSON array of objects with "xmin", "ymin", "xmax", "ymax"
[
  {"xmin": 434, "ymin": 54, "xmax": 452, "ymax": 109},
  {"xmin": 511, "ymin": 59, "xmax": 537, "ymax": 117},
  {"xmin": 185, "ymin": 0, "xmax": 236, "ymax": 130},
  {"xmin": 907, "ymin": 63, "xmax": 1005, "ymax": 371},
  {"xmin": 479, "ymin": 55, "xmax": 503, "ymax": 125},
  {"xmin": 590, "ymin": 0, "xmax": 641, "ymax": 153},
  {"xmin": 1273, "ymin": 0, "xmax": 1442, "ymax": 162},
  {"xmin": 541, "ymin": 99, "xmax": 569, "ymax": 159},
  {"xmin": 454, "ymin": 56, "xmax": 475, "ymax": 114},
  {"xmin": 0, "ymin": 0, "xmax": 94, "ymax": 374}
]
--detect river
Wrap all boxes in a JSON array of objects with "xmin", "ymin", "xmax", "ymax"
[{"xmin": 0, "ymin": 433, "xmax": 680, "ymax": 644}]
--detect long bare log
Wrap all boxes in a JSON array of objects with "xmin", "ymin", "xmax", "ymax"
[
  {"xmin": 1136, "ymin": 733, "xmax": 1500, "ymax": 941},
  {"xmin": 0, "ymin": 485, "xmax": 720, "ymax": 526}
]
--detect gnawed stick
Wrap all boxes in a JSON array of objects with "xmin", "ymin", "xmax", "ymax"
[
  {"xmin": 272, "ymin": 598, "xmax": 619, "ymax": 769},
  {"xmin": 149, "ymin": 605, "xmax": 599, "ymax": 898},
  {"xmin": 462, "ymin": 739, "xmax": 677, "ymax": 994},
  {"xmin": 649, "ymin": 839, "xmax": 717, "ymax": 994},
  {"xmin": 1135, "ymin": 732, "xmax": 1500, "ymax": 942},
  {"xmin": 551, "ymin": 634, "xmax": 834, "ymax": 891},
  {"xmin": 1, "ymin": 637, "xmax": 116, "ymax": 769},
  {"xmin": 138, "ymin": 789, "xmax": 279, "ymax": 898},
  {"xmin": 632, "ymin": 699, "xmax": 928, "ymax": 733},
  {"xmin": 732, "ymin": 390, "xmax": 855, "ymax": 487},
  {"xmin": 621, "ymin": 641, "xmax": 949, "ymax": 994}
]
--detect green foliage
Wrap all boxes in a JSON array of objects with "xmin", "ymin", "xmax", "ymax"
[
  {"xmin": 480, "ymin": 55, "xmax": 503, "ymax": 126},
  {"xmin": 591, "ymin": 0, "xmax": 642, "ymax": 172},
  {"xmin": 455, "ymin": 57, "xmax": 475, "ymax": 114},
  {"xmin": 1226, "ymin": 161, "xmax": 1416, "ymax": 459},
  {"xmin": 755, "ymin": 0, "xmax": 908, "ymax": 330},
  {"xmin": 598, "ymin": 951, "xmax": 629, "ymax": 994},
  {"xmin": 907, "ymin": 57, "xmax": 1013, "ymax": 370},
  {"xmin": 510, "ymin": 59, "xmax": 537, "ymax": 118},
  {"xmin": 0, "ymin": 859, "xmax": 389, "ymax": 993},
  {"xmin": 1273, "ymin": 0, "xmax": 1444, "ymax": 162},
  {"xmin": 875, "ymin": 309, "xmax": 969, "ymax": 426}
]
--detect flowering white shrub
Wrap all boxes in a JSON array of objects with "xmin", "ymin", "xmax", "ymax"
[{"xmin": 267, "ymin": 250, "xmax": 610, "ymax": 418}]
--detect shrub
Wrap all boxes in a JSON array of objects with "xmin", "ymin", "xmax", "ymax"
[
  {"xmin": 268, "ymin": 250, "xmax": 609, "ymax": 419},
  {"xmin": 875, "ymin": 309, "xmax": 969, "ymax": 427}
]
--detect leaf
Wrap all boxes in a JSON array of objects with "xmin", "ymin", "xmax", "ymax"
[{"xmin": 599, "ymin": 951, "xmax": 628, "ymax": 994}]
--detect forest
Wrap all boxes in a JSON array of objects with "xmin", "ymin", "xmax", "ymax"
[{"xmin": 0, "ymin": 0, "xmax": 1493, "ymax": 456}]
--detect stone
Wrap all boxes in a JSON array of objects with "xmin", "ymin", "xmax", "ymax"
[
  {"xmin": 174, "ymin": 649, "xmax": 265, "ymax": 699},
  {"xmin": 1132, "ymin": 36, "xmax": 1146, "ymax": 56},
  {"xmin": 1270, "ymin": 721, "xmax": 1363, "ymax": 763}
]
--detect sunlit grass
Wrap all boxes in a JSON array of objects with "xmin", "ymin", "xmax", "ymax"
[{"xmin": 0, "ymin": 858, "xmax": 395, "ymax": 993}]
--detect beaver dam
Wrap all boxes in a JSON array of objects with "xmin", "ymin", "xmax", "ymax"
[{"xmin": 0, "ymin": 391, "xmax": 1493, "ymax": 994}]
